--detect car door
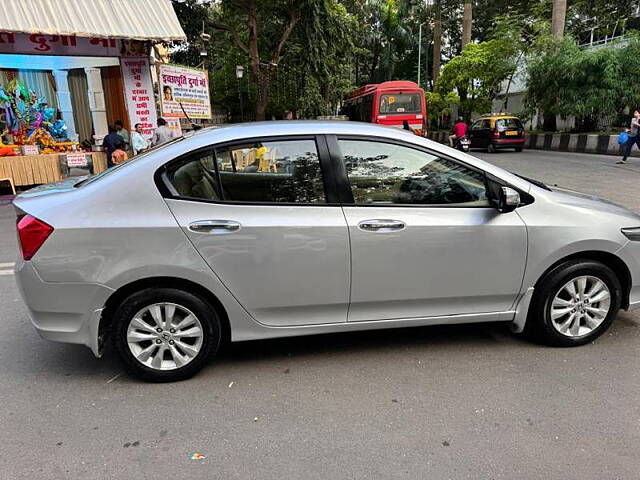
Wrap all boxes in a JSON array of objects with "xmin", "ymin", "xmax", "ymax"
[
  {"xmin": 163, "ymin": 136, "xmax": 350, "ymax": 327},
  {"xmin": 329, "ymin": 136, "xmax": 527, "ymax": 322},
  {"xmin": 469, "ymin": 120, "xmax": 483, "ymax": 148}
]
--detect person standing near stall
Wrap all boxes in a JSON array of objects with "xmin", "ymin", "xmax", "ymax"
[
  {"xmin": 152, "ymin": 118, "xmax": 178, "ymax": 146},
  {"xmin": 130, "ymin": 123, "xmax": 149, "ymax": 155},
  {"xmin": 114, "ymin": 120, "xmax": 130, "ymax": 150},
  {"xmin": 111, "ymin": 141, "xmax": 129, "ymax": 165},
  {"xmin": 102, "ymin": 125, "xmax": 124, "ymax": 167}
]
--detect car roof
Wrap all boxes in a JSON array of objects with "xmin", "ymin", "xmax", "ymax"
[{"xmin": 185, "ymin": 120, "xmax": 411, "ymax": 138}]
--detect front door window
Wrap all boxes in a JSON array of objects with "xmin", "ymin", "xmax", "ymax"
[{"xmin": 338, "ymin": 139, "xmax": 488, "ymax": 206}]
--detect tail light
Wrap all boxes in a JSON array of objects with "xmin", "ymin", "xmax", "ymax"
[
  {"xmin": 493, "ymin": 130, "xmax": 500, "ymax": 138},
  {"xmin": 17, "ymin": 214, "xmax": 53, "ymax": 260}
]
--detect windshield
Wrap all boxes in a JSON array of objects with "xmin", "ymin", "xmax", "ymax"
[
  {"xmin": 75, "ymin": 136, "xmax": 184, "ymax": 188},
  {"xmin": 379, "ymin": 93, "xmax": 422, "ymax": 114}
]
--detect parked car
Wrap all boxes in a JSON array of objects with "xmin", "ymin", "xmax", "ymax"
[
  {"xmin": 13, "ymin": 121, "xmax": 640, "ymax": 381},
  {"xmin": 469, "ymin": 114, "xmax": 526, "ymax": 153}
]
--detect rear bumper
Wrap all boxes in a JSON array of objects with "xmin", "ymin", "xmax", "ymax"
[
  {"xmin": 15, "ymin": 260, "xmax": 114, "ymax": 357},
  {"xmin": 494, "ymin": 139, "xmax": 525, "ymax": 148}
]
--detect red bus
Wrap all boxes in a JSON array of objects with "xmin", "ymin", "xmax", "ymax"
[{"xmin": 342, "ymin": 81, "xmax": 427, "ymax": 134}]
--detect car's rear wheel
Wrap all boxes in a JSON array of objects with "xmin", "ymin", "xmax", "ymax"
[
  {"xmin": 515, "ymin": 147, "xmax": 523, "ymax": 152},
  {"xmin": 112, "ymin": 288, "xmax": 221, "ymax": 382},
  {"xmin": 524, "ymin": 260, "xmax": 621, "ymax": 346},
  {"xmin": 487, "ymin": 143, "xmax": 496, "ymax": 153}
]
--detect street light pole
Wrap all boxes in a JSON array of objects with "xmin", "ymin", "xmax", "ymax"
[
  {"xmin": 417, "ymin": 22, "xmax": 426, "ymax": 87},
  {"xmin": 235, "ymin": 65, "xmax": 244, "ymax": 122}
]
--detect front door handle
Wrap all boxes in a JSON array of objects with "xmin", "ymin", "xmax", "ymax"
[
  {"xmin": 358, "ymin": 219, "xmax": 406, "ymax": 232},
  {"xmin": 188, "ymin": 220, "xmax": 241, "ymax": 234}
]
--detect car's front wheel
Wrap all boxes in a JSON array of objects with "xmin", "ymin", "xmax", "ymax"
[
  {"xmin": 112, "ymin": 288, "xmax": 221, "ymax": 382},
  {"xmin": 525, "ymin": 260, "xmax": 621, "ymax": 346}
]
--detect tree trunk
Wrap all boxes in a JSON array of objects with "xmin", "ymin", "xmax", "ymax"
[
  {"xmin": 370, "ymin": 42, "xmax": 381, "ymax": 82},
  {"xmin": 255, "ymin": 69, "xmax": 271, "ymax": 121},
  {"xmin": 432, "ymin": 0, "xmax": 442, "ymax": 87},
  {"xmin": 462, "ymin": 0, "xmax": 472, "ymax": 49},
  {"xmin": 551, "ymin": 0, "xmax": 567, "ymax": 40}
]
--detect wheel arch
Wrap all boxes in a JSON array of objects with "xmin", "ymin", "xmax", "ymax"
[
  {"xmin": 534, "ymin": 250, "xmax": 631, "ymax": 309},
  {"xmin": 100, "ymin": 276, "xmax": 231, "ymax": 348}
]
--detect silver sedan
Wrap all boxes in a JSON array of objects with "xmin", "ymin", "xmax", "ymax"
[{"xmin": 13, "ymin": 121, "xmax": 640, "ymax": 381}]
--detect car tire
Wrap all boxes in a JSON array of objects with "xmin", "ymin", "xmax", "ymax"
[
  {"xmin": 487, "ymin": 143, "xmax": 496, "ymax": 153},
  {"xmin": 112, "ymin": 287, "xmax": 221, "ymax": 382},
  {"xmin": 515, "ymin": 147, "xmax": 523, "ymax": 152},
  {"xmin": 524, "ymin": 260, "xmax": 621, "ymax": 347}
]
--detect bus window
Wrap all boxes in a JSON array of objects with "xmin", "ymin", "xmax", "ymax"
[{"xmin": 379, "ymin": 93, "xmax": 422, "ymax": 114}]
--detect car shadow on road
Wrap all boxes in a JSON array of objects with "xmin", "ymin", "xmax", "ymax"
[
  {"xmin": 10, "ymin": 314, "xmax": 637, "ymax": 383},
  {"xmin": 216, "ymin": 321, "xmax": 528, "ymax": 364}
]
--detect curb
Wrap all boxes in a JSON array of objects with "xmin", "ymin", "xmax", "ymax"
[{"xmin": 427, "ymin": 132, "xmax": 640, "ymax": 158}]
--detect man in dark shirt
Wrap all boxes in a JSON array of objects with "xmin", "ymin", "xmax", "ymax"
[{"xmin": 102, "ymin": 125, "xmax": 125, "ymax": 167}]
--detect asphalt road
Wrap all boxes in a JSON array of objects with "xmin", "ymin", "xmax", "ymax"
[{"xmin": 1, "ymin": 149, "xmax": 640, "ymax": 479}]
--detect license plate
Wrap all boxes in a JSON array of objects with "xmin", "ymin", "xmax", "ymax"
[{"xmin": 505, "ymin": 130, "xmax": 518, "ymax": 136}]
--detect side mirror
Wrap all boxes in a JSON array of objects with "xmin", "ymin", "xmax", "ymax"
[{"xmin": 498, "ymin": 186, "xmax": 520, "ymax": 213}]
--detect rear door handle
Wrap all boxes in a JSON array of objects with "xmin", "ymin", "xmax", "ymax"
[
  {"xmin": 358, "ymin": 219, "xmax": 406, "ymax": 232},
  {"xmin": 188, "ymin": 220, "xmax": 241, "ymax": 234}
]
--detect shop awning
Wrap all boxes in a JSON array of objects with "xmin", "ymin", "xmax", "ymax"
[{"xmin": 1, "ymin": 0, "xmax": 186, "ymax": 41}]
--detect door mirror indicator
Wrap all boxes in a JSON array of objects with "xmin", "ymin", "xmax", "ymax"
[{"xmin": 498, "ymin": 187, "xmax": 520, "ymax": 213}]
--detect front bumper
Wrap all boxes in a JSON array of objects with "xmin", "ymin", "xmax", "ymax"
[
  {"xmin": 615, "ymin": 241, "xmax": 640, "ymax": 310},
  {"xmin": 15, "ymin": 260, "xmax": 114, "ymax": 357}
]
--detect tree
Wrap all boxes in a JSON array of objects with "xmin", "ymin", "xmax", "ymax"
[
  {"xmin": 525, "ymin": 36, "xmax": 640, "ymax": 131},
  {"xmin": 436, "ymin": 39, "xmax": 520, "ymax": 120},
  {"xmin": 211, "ymin": 0, "xmax": 302, "ymax": 120},
  {"xmin": 432, "ymin": 0, "xmax": 442, "ymax": 86},
  {"xmin": 551, "ymin": 0, "xmax": 567, "ymax": 39},
  {"xmin": 462, "ymin": 0, "xmax": 472, "ymax": 48}
]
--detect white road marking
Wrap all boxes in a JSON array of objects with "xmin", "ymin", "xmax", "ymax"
[
  {"xmin": 106, "ymin": 372, "xmax": 123, "ymax": 384},
  {"xmin": 0, "ymin": 270, "xmax": 14, "ymax": 276},
  {"xmin": 0, "ymin": 262, "xmax": 15, "ymax": 268}
]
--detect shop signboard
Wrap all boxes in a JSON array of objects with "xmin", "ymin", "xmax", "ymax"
[
  {"xmin": 65, "ymin": 153, "xmax": 88, "ymax": 167},
  {"xmin": 159, "ymin": 64, "xmax": 211, "ymax": 119},
  {"xmin": 120, "ymin": 57, "xmax": 157, "ymax": 139},
  {"xmin": 20, "ymin": 145, "xmax": 39, "ymax": 156},
  {"xmin": 0, "ymin": 32, "xmax": 121, "ymax": 57}
]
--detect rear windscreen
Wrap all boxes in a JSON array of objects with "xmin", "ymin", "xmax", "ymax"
[
  {"xmin": 495, "ymin": 118, "xmax": 523, "ymax": 130},
  {"xmin": 379, "ymin": 93, "xmax": 422, "ymax": 114}
]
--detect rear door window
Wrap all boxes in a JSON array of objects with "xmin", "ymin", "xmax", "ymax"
[{"xmin": 166, "ymin": 138, "xmax": 326, "ymax": 204}]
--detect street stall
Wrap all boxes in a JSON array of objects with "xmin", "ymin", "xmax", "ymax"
[{"xmin": 0, "ymin": 0, "xmax": 186, "ymax": 187}]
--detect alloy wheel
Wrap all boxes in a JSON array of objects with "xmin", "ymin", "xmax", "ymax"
[
  {"xmin": 126, "ymin": 302, "xmax": 204, "ymax": 370},
  {"xmin": 549, "ymin": 275, "xmax": 611, "ymax": 337}
]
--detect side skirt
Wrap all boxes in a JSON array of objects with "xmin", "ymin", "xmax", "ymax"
[{"xmin": 230, "ymin": 310, "xmax": 516, "ymax": 342}]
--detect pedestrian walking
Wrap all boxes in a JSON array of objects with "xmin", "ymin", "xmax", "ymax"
[
  {"xmin": 131, "ymin": 123, "xmax": 149, "ymax": 155},
  {"xmin": 152, "ymin": 117, "xmax": 178, "ymax": 147},
  {"xmin": 617, "ymin": 109, "xmax": 640, "ymax": 164}
]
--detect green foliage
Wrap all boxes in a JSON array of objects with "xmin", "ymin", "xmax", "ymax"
[
  {"xmin": 525, "ymin": 35, "xmax": 640, "ymax": 125},
  {"xmin": 168, "ymin": 0, "xmax": 640, "ymax": 123},
  {"xmin": 425, "ymin": 90, "xmax": 459, "ymax": 126},
  {"xmin": 436, "ymin": 39, "xmax": 519, "ymax": 119}
]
